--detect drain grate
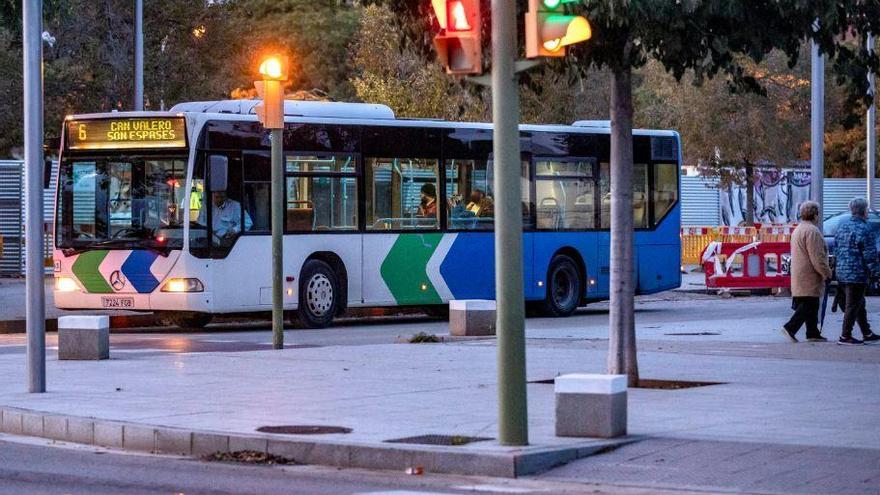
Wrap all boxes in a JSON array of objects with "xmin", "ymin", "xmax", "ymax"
[
  {"xmin": 385, "ymin": 434, "xmax": 493, "ymax": 446},
  {"xmin": 634, "ymin": 379, "xmax": 723, "ymax": 390},
  {"xmin": 664, "ymin": 332, "xmax": 721, "ymax": 336},
  {"xmin": 256, "ymin": 425, "xmax": 352, "ymax": 435},
  {"xmin": 528, "ymin": 378, "xmax": 723, "ymax": 390}
]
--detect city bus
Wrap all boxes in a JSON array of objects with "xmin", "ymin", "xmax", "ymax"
[{"xmin": 53, "ymin": 100, "xmax": 681, "ymax": 328}]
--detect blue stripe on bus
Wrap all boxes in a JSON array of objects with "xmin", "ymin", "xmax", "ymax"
[
  {"xmin": 440, "ymin": 233, "xmax": 495, "ymax": 300},
  {"xmin": 121, "ymin": 250, "xmax": 160, "ymax": 293}
]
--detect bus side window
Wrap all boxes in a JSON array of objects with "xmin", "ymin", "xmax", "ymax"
[
  {"xmin": 366, "ymin": 157, "xmax": 439, "ymax": 230},
  {"xmin": 535, "ymin": 159, "xmax": 595, "ymax": 230},
  {"xmin": 445, "ymin": 159, "xmax": 494, "ymax": 231},
  {"xmin": 599, "ymin": 162, "xmax": 650, "ymax": 229},
  {"xmin": 652, "ymin": 162, "xmax": 678, "ymax": 224},
  {"xmin": 243, "ymin": 152, "xmax": 271, "ymax": 232},
  {"xmin": 188, "ymin": 158, "xmax": 209, "ymax": 256},
  {"xmin": 633, "ymin": 163, "xmax": 648, "ymax": 228}
]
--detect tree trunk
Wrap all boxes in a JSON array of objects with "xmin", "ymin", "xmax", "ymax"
[
  {"xmin": 744, "ymin": 163, "xmax": 755, "ymax": 227},
  {"xmin": 608, "ymin": 64, "xmax": 639, "ymax": 387}
]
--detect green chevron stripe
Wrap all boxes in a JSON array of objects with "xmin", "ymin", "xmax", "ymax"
[
  {"xmin": 71, "ymin": 250, "xmax": 113, "ymax": 293},
  {"xmin": 380, "ymin": 234, "xmax": 443, "ymax": 305}
]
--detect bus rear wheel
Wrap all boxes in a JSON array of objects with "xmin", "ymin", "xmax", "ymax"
[
  {"xmin": 297, "ymin": 259, "xmax": 339, "ymax": 329},
  {"xmin": 156, "ymin": 311, "xmax": 213, "ymax": 329},
  {"xmin": 538, "ymin": 254, "xmax": 582, "ymax": 317}
]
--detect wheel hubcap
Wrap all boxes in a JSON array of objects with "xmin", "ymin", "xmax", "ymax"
[
  {"xmin": 306, "ymin": 274, "xmax": 333, "ymax": 317},
  {"xmin": 552, "ymin": 267, "xmax": 577, "ymax": 308}
]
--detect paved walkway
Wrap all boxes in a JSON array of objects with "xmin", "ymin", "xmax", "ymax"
[{"xmin": 0, "ymin": 279, "xmax": 878, "ymax": 490}]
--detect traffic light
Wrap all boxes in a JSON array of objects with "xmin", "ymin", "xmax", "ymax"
[
  {"xmin": 254, "ymin": 55, "xmax": 288, "ymax": 129},
  {"xmin": 525, "ymin": 0, "xmax": 591, "ymax": 58},
  {"xmin": 431, "ymin": 0, "xmax": 482, "ymax": 75}
]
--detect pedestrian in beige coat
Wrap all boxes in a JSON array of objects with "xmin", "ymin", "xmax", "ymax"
[{"xmin": 782, "ymin": 201, "xmax": 833, "ymax": 342}]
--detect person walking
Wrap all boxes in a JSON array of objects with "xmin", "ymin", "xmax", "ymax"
[
  {"xmin": 782, "ymin": 201, "xmax": 832, "ymax": 343},
  {"xmin": 834, "ymin": 197, "xmax": 880, "ymax": 345}
]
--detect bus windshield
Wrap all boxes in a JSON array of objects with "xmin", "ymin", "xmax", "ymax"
[{"xmin": 56, "ymin": 156, "xmax": 188, "ymax": 252}]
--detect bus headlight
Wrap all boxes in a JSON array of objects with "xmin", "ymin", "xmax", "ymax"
[
  {"xmin": 161, "ymin": 278, "xmax": 204, "ymax": 293},
  {"xmin": 55, "ymin": 277, "xmax": 79, "ymax": 292}
]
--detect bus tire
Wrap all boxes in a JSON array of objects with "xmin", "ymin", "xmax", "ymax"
[
  {"xmin": 538, "ymin": 254, "xmax": 582, "ymax": 317},
  {"xmin": 157, "ymin": 311, "xmax": 213, "ymax": 329},
  {"xmin": 298, "ymin": 259, "xmax": 339, "ymax": 328}
]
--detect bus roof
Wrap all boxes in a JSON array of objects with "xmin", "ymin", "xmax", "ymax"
[{"xmin": 67, "ymin": 100, "xmax": 679, "ymax": 138}]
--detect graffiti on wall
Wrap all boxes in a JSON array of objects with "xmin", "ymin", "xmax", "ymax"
[{"xmin": 720, "ymin": 169, "xmax": 812, "ymax": 226}]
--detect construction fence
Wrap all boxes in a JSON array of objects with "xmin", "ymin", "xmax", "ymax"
[{"xmin": 681, "ymin": 224, "xmax": 797, "ymax": 266}]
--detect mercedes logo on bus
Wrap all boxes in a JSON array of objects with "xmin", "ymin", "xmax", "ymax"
[{"xmin": 109, "ymin": 270, "xmax": 127, "ymax": 291}]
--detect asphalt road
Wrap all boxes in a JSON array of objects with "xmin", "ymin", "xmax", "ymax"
[
  {"xmin": 0, "ymin": 436, "xmax": 710, "ymax": 495},
  {"xmin": 0, "ymin": 289, "xmax": 875, "ymax": 359}
]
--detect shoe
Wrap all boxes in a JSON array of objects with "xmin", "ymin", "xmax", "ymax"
[
  {"xmin": 780, "ymin": 327, "xmax": 798, "ymax": 343},
  {"xmin": 837, "ymin": 336, "xmax": 864, "ymax": 345},
  {"xmin": 862, "ymin": 333, "xmax": 880, "ymax": 344},
  {"xmin": 806, "ymin": 335, "xmax": 828, "ymax": 342}
]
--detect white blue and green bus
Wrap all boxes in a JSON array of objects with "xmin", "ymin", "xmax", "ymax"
[{"xmin": 53, "ymin": 100, "xmax": 681, "ymax": 328}]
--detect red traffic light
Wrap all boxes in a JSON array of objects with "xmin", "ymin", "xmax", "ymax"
[{"xmin": 431, "ymin": 0, "xmax": 482, "ymax": 75}]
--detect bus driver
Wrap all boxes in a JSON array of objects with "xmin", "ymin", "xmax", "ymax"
[{"xmin": 197, "ymin": 190, "xmax": 253, "ymax": 242}]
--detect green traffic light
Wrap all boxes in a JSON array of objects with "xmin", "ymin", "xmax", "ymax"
[{"xmin": 543, "ymin": 0, "xmax": 562, "ymax": 8}]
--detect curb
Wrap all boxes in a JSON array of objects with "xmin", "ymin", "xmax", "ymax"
[{"xmin": 0, "ymin": 405, "xmax": 635, "ymax": 478}]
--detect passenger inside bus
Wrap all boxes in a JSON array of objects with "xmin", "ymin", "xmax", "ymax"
[{"xmin": 417, "ymin": 183, "xmax": 438, "ymax": 217}]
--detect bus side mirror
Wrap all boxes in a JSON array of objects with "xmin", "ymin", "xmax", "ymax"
[{"xmin": 209, "ymin": 155, "xmax": 228, "ymax": 192}]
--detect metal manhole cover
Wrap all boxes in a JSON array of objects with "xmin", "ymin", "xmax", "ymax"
[
  {"xmin": 256, "ymin": 425, "xmax": 352, "ymax": 435},
  {"xmin": 384, "ymin": 434, "xmax": 493, "ymax": 446}
]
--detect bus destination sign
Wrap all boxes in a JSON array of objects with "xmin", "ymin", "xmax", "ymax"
[{"xmin": 67, "ymin": 117, "xmax": 187, "ymax": 150}]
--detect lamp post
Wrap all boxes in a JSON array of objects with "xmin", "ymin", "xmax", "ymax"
[
  {"xmin": 23, "ymin": 0, "xmax": 46, "ymax": 393},
  {"xmin": 255, "ymin": 55, "xmax": 288, "ymax": 349}
]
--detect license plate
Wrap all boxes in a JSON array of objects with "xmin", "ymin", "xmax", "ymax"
[{"xmin": 101, "ymin": 296, "xmax": 134, "ymax": 309}]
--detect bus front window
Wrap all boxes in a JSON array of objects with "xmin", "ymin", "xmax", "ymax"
[{"xmin": 57, "ymin": 156, "xmax": 188, "ymax": 251}]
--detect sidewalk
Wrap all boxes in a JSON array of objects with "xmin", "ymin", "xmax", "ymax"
[{"xmin": 0, "ymin": 322, "xmax": 877, "ymax": 481}]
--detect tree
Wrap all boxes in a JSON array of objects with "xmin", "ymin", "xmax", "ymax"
[
  {"xmin": 563, "ymin": 0, "xmax": 879, "ymax": 386},
  {"xmin": 637, "ymin": 51, "xmax": 812, "ymax": 226}
]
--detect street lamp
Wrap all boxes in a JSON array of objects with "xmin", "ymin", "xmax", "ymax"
[{"xmin": 254, "ymin": 54, "xmax": 288, "ymax": 349}]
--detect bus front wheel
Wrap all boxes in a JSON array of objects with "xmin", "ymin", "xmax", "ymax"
[
  {"xmin": 538, "ymin": 255, "xmax": 582, "ymax": 317},
  {"xmin": 297, "ymin": 259, "xmax": 339, "ymax": 328}
]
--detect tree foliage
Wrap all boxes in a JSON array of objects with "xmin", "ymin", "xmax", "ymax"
[{"xmin": 0, "ymin": 0, "xmax": 362, "ymax": 157}]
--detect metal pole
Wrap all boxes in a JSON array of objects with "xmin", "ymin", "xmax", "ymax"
[
  {"xmin": 491, "ymin": 0, "xmax": 528, "ymax": 446},
  {"xmin": 23, "ymin": 0, "xmax": 46, "ymax": 393},
  {"xmin": 868, "ymin": 33, "xmax": 876, "ymax": 209},
  {"xmin": 811, "ymin": 36, "xmax": 825, "ymax": 229},
  {"xmin": 271, "ymin": 128, "xmax": 284, "ymax": 349},
  {"xmin": 134, "ymin": 0, "xmax": 144, "ymax": 111}
]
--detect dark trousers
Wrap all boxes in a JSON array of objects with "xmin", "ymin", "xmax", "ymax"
[
  {"xmin": 841, "ymin": 283, "xmax": 872, "ymax": 339},
  {"xmin": 785, "ymin": 297, "xmax": 821, "ymax": 338}
]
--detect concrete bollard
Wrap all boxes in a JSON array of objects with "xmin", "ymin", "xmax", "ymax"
[
  {"xmin": 58, "ymin": 315, "xmax": 110, "ymax": 360},
  {"xmin": 555, "ymin": 373, "xmax": 627, "ymax": 438},
  {"xmin": 449, "ymin": 299, "xmax": 496, "ymax": 336}
]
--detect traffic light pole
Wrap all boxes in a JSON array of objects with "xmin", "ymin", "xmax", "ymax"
[
  {"xmin": 134, "ymin": 0, "xmax": 144, "ymax": 111},
  {"xmin": 810, "ymin": 29, "xmax": 825, "ymax": 229},
  {"xmin": 491, "ymin": 0, "xmax": 528, "ymax": 446},
  {"xmin": 867, "ymin": 32, "xmax": 876, "ymax": 209},
  {"xmin": 271, "ymin": 127, "xmax": 284, "ymax": 349},
  {"xmin": 23, "ymin": 0, "xmax": 46, "ymax": 393}
]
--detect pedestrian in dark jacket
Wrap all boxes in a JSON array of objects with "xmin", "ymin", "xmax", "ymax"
[{"xmin": 833, "ymin": 197, "xmax": 880, "ymax": 345}]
